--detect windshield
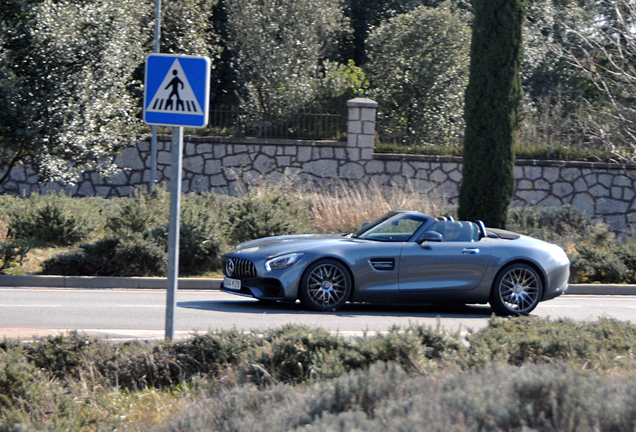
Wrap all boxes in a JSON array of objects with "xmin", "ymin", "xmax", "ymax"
[{"xmin": 352, "ymin": 212, "xmax": 426, "ymax": 242}]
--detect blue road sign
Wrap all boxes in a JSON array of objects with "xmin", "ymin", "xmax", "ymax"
[{"xmin": 144, "ymin": 54, "xmax": 210, "ymax": 128}]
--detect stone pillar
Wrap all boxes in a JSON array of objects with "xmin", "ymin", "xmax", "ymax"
[{"xmin": 347, "ymin": 98, "xmax": 377, "ymax": 161}]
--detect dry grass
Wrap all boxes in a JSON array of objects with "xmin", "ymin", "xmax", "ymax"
[
  {"xmin": 303, "ymin": 181, "xmax": 444, "ymax": 233},
  {"xmin": 2, "ymin": 247, "xmax": 73, "ymax": 275}
]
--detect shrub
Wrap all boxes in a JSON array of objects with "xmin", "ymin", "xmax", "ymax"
[
  {"xmin": 466, "ymin": 316, "xmax": 636, "ymax": 371},
  {"xmin": 506, "ymin": 205, "xmax": 636, "ymax": 283},
  {"xmin": 42, "ymin": 189, "xmax": 224, "ymax": 277},
  {"xmin": 508, "ymin": 204, "xmax": 595, "ymax": 239},
  {"xmin": 2, "ymin": 193, "xmax": 104, "ymax": 246},
  {"xmin": 506, "ymin": 204, "xmax": 614, "ymax": 254},
  {"xmin": 225, "ymin": 189, "xmax": 312, "ymax": 244},
  {"xmin": 0, "ymin": 219, "xmax": 7, "ymax": 242},
  {"xmin": 0, "ymin": 348, "xmax": 58, "ymax": 429},
  {"xmin": 616, "ymin": 239, "xmax": 636, "ymax": 284},
  {"xmin": 570, "ymin": 245, "xmax": 629, "ymax": 284},
  {"xmin": 41, "ymin": 234, "xmax": 166, "ymax": 276},
  {"xmin": 0, "ymin": 240, "xmax": 30, "ymax": 274},
  {"xmin": 161, "ymin": 362, "xmax": 636, "ymax": 432},
  {"xmin": 151, "ymin": 193, "xmax": 225, "ymax": 275},
  {"xmin": 2, "ymin": 320, "xmax": 636, "ymax": 431},
  {"xmin": 105, "ymin": 186, "xmax": 168, "ymax": 235}
]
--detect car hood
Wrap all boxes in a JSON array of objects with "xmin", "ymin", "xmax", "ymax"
[{"xmin": 225, "ymin": 234, "xmax": 351, "ymax": 258}]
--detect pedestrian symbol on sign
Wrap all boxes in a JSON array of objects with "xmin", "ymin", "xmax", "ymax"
[
  {"xmin": 165, "ymin": 70, "xmax": 184, "ymax": 111},
  {"xmin": 146, "ymin": 59, "xmax": 203, "ymax": 115}
]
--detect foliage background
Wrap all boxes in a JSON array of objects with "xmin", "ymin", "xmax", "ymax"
[{"xmin": 4, "ymin": 0, "xmax": 636, "ymax": 186}]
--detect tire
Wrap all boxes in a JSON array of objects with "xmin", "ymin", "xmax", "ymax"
[
  {"xmin": 299, "ymin": 259, "xmax": 352, "ymax": 312},
  {"xmin": 489, "ymin": 263, "xmax": 543, "ymax": 316}
]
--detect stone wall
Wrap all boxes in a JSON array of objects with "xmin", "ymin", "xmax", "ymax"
[
  {"xmin": 371, "ymin": 154, "xmax": 636, "ymax": 233},
  {"xmin": 3, "ymin": 98, "xmax": 636, "ymax": 233}
]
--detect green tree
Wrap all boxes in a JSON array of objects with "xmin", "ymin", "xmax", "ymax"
[
  {"xmin": 161, "ymin": 0, "xmax": 219, "ymax": 59},
  {"xmin": 342, "ymin": 0, "xmax": 471, "ymax": 66},
  {"xmin": 208, "ymin": 0, "xmax": 242, "ymax": 106},
  {"xmin": 0, "ymin": 0, "xmax": 150, "ymax": 186},
  {"xmin": 365, "ymin": 5, "xmax": 470, "ymax": 146},
  {"xmin": 224, "ymin": 0, "xmax": 348, "ymax": 122},
  {"xmin": 458, "ymin": 0, "xmax": 526, "ymax": 228}
]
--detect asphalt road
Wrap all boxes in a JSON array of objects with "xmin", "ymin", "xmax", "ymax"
[{"xmin": 1, "ymin": 288, "xmax": 635, "ymax": 341}]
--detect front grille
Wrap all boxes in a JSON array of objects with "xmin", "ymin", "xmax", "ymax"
[{"xmin": 225, "ymin": 257, "xmax": 257, "ymax": 279}]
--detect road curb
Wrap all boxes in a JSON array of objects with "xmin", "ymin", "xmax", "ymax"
[
  {"xmin": 0, "ymin": 275, "xmax": 635, "ymax": 295},
  {"xmin": 0, "ymin": 275, "xmax": 222, "ymax": 290},
  {"xmin": 565, "ymin": 284, "xmax": 636, "ymax": 296}
]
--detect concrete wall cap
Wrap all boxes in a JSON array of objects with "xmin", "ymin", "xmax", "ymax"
[{"xmin": 347, "ymin": 98, "xmax": 378, "ymax": 108}]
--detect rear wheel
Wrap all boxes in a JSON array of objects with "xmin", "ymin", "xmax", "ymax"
[
  {"xmin": 490, "ymin": 263, "xmax": 543, "ymax": 316},
  {"xmin": 299, "ymin": 259, "xmax": 351, "ymax": 312}
]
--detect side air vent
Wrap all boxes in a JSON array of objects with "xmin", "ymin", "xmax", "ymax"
[{"xmin": 369, "ymin": 258, "xmax": 395, "ymax": 271}]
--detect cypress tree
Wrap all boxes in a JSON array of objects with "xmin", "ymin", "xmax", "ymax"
[{"xmin": 457, "ymin": 0, "xmax": 525, "ymax": 228}]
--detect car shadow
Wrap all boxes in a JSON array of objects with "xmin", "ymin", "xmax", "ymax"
[{"xmin": 177, "ymin": 299, "xmax": 494, "ymax": 319}]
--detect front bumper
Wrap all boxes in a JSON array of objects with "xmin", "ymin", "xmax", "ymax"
[
  {"xmin": 221, "ymin": 277, "xmax": 286, "ymax": 300},
  {"xmin": 222, "ymin": 253, "xmax": 307, "ymax": 301}
]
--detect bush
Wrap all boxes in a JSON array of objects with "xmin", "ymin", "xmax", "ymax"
[
  {"xmin": 570, "ymin": 245, "xmax": 629, "ymax": 284},
  {"xmin": 41, "ymin": 234, "xmax": 166, "ymax": 277},
  {"xmin": 2, "ymin": 319, "xmax": 636, "ymax": 430},
  {"xmin": 506, "ymin": 205, "xmax": 636, "ymax": 283},
  {"xmin": 0, "ymin": 240, "xmax": 30, "ymax": 274},
  {"xmin": 42, "ymin": 189, "xmax": 224, "ymax": 277},
  {"xmin": 105, "ymin": 186, "xmax": 168, "ymax": 235},
  {"xmin": 225, "ymin": 189, "xmax": 312, "ymax": 244},
  {"xmin": 466, "ymin": 316, "xmax": 636, "ymax": 371},
  {"xmin": 507, "ymin": 204, "xmax": 595, "ymax": 239},
  {"xmin": 161, "ymin": 362, "xmax": 636, "ymax": 432},
  {"xmin": 151, "ymin": 192, "xmax": 225, "ymax": 275},
  {"xmin": 2, "ymin": 193, "xmax": 104, "ymax": 246}
]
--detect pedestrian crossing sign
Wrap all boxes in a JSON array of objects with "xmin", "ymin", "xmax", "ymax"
[{"xmin": 144, "ymin": 54, "xmax": 210, "ymax": 128}]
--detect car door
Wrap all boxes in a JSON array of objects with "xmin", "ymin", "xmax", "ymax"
[{"xmin": 398, "ymin": 237, "xmax": 491, "ymax": 293}]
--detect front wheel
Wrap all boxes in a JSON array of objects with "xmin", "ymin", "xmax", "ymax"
[
  {"xmin": 490, "ymin": 263, "xmax": 543, "ymax": 316},
  {"xmin": 299, "ymin": 259, "xmax": 351, "ymax": 312}
]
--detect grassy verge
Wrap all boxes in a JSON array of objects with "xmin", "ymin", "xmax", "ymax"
[
  {"xmin": 1, "ymin": 184, "xmax": 636, "ymax": 283},
  {"xmin": 2, "ymin": 317, "xmax": 636, "ymax": 430}
]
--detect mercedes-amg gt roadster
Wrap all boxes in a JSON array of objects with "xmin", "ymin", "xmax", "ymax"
[{"xmin": 221, "ymin": 210, "xmax": 570, "ymax": 315}]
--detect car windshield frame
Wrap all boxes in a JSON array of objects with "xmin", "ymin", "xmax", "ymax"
[{"xmin": 350, "ymin": 212, "xmax": 430, "ymax": 242}]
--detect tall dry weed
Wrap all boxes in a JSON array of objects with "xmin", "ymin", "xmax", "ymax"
[
  {"xmin": 304, "ymin": 181, "xmax": 442, "ymax": 233},
  {"xmin": 218, "ymin": 171, "xmax": 451, "ymax": 234}
]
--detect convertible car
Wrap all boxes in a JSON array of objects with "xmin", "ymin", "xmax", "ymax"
[{"xmin": 221, "ymin": 210, "xmax": 570, "ymax": 315}]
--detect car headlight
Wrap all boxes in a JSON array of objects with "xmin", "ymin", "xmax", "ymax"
[{"xmin": 265, "ymin": 253, "xmax": 304, "ymax": 271}]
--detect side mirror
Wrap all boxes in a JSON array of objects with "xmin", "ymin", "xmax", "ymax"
[
  {"xmin": 421, "ymin": 231, "xmax": 443, "ymax": 243},
  {"xmin": 362, "ymin": 221, "xmax": 370, "ymax": 228}
]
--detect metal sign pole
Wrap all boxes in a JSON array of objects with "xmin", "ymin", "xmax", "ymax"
[
  {"xmin": 165, "ymin": 126, "xmax": 183, "ymax": 341},
  {"xmin": 143, "ymin": 54, "xmax": 209, "ymax": 341},
  {"xmin": 149, "ymin": 0, "xmax": 162, "ymax": 192}
]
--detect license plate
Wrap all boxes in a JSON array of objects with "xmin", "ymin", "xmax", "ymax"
[{"xmin": 224, "ymin": 277, "xmax": 241, "ymax": 290}]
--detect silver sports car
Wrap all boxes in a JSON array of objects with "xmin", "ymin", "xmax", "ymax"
[{"xmin": 221, "ymin": 210, "xmax": 570, "ymax": 315}]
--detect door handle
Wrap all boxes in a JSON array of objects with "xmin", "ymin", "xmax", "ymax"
[{"xmin": 462, "ymin": 248, "xmax": 480, "ymax": 254}]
